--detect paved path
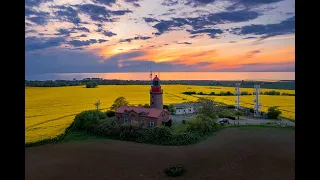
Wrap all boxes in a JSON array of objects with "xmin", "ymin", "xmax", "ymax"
[{"xmin": 226, "ymin": 118, "xmax": 295, "ymax": 126}]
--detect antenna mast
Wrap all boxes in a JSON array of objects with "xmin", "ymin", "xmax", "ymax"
[
  {"xmin": 253, "ymin": 85, "xmax": 261, "ymax": 118},
  {"xmin": 149, "ymin": 64, "xmax": 153, "ymax": 85},
  {"xmin": 235, "ymin": 82, "xmax": 241, "ymax": 110}
]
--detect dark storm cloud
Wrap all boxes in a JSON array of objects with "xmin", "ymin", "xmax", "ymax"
[
  {"xmin": 152, "ymin": 10, "xmax": 260, "ymax": 35},
  {"xmin": 25, "ymin": 36, "xmax": 65, "ymax": 51},
  {"xmin": 52, "ymin": 5, "xmax": 81, "ymax": 25},
  {"xmin": 25, "ymin": 0, "xmax": 53, "ymax": 7},
  {"xmin": 75, "ymin": 4, "xmax": 132, "ymax": 22},
  {"xmin": 231, "ymin": 16, "xmax": 295, "ymax": 39},
  {"xmin": 119, "ymin": 36, "xmax": 152, "ymax": 43}
]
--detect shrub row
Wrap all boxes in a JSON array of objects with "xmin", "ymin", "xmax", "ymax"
[{"xmin": 70, "ymin": 110, "xmax": 220, "ymax": 146}]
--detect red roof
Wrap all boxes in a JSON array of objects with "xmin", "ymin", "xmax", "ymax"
[
  {"xmin": 115, "ymin": 106, "xmax": 168, "ymax": 118},
  {"xmin": 153, "ymin": 75, "xmax": 160, "ymax": 81}
]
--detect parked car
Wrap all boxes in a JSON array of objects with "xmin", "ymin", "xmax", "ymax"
[{"xmin": 218, "ymin": 118, "xmax": 230, "ymax": 124}]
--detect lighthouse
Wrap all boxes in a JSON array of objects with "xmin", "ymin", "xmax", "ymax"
[{"xmin": 150, "ymin": 75, "xmax": 163, "ymax": 109}]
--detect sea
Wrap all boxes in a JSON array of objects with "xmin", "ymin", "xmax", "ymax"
[{"xmin": 25, "ymin": 72, "xmax": 295, "ymax": 81}]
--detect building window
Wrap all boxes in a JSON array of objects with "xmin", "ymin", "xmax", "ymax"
[
  {"xmin": 150, "ymin": 121, "xmax": 155, "ymax": 127},
  {"xmin": 162, "ymin": 113, "xmax": 165, "ymax": 116},
  {"xmin": 123, "ymin": 117, "xmax": 128, "ymax": 122},
  {"xmin": 140, "ymin": 112, "xmax": 146, "ymax": 116},
  {"xmin": 189, "ymin": 109, "xmax": 191, "ymax": 112}
]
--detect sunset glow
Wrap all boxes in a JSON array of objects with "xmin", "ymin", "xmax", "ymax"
[{"xmin": 25, "ymin": 0, "xmax": 295, "ymax": 75}]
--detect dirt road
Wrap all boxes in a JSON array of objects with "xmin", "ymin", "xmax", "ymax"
[{"xmin": 25, "ymin": 128, "xmax": 295, "ymax": 180}]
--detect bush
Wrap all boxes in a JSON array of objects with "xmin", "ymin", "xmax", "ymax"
[
  {"xmin": 164, "ymin": 166, "xmax": 187, "ymax": 177},
  {"xmin": 71, "ymin": 110, "xmax": 106, "ymax": 131},
  {"xmin": 182, "ymin": 120, "xmax": 186, "ymax": 124},
  {"xmin": 241, "ymin": 91, "xmax": 249, "ymax": 95},
  {"xmin": 186, "ymin": 115, "xmax": 218, "ymax": 136},
  {"xmin": 164, "ymin": 119, "xmax": 172, "ymax": 127},
  {"xmin": 209, "ymin": 92, "xmax": 215, "ymax": 95},
  {"xmin": 171, "ymin": 132, "xmax": 201, "ymax": 145},
  {"xmin": 86, "ymin": 81, "xmax": 98, "ymax": 88},
  {"xmin": 106, "ymin": 110, "xmax": 115, "ymax": 117},
  {"xmin": 267, "ymin": 106, "xmax": 282, "ymax": 119}
]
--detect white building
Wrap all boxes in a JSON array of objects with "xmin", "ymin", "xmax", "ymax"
[{"xmin": 173, "ymin": 103, "xmax": 199, "ymax": 115}]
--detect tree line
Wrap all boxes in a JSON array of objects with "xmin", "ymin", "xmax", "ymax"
[{"xmin": 182, "ymin": 90, "xmax": 294, "ymax": 96}]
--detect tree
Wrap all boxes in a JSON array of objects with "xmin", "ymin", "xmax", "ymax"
[
  {"xmin": 209, "ymin": 92, "xmax": 215, "ymax": 95},
  {"xmin": 235, "ymin": 111, "xmax": 242, "ymax": 119},
  {"xmin": 86, "ymin": 81, "xmax": 98, "ymax": 88},
  {"xmin": 110, "ymin": 97, "xmax": 129, "ymax": 110},
  {"xmin": 267, "ymin": 106, "xmax": 282, "ymax": 119},
  {"xmin": 143, "ymin": 104, "xmax": 150, "ymax": 108},
  {"xmin": 168, "ymin": 104, "xmax": 175, "ymax": 115},
  {"xmin": 197, "ymin": 99, "xmax": 217, "ymax": 119},
  {"xmin": 106, "ymin": 110, "xmax": 115, "ymax": 117}
]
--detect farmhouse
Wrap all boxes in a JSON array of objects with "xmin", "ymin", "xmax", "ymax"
[
  {"xmin": 173, "ymin": 103, "xmax": 200, "ymax": 115},
  {"xmin": 115, "ymin": 106, "xmax": 170, "ymax": 127}
]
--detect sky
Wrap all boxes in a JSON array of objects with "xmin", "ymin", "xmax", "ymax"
[{"xmin": 25, "ymin": 0, "xmax": 295, "ymax": 75}]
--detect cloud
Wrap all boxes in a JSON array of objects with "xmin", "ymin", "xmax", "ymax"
[
  {"xmin": 52, "ymin": 5, "xmax": 81, "ymax": 25},
  {"xmin": 124, "ymin": 0, "xmax": 141, "ymax": 7},
  {"xmin": 244, "ymin": 50, "xmax": 261, "ymax": 58},
  {"xmin": 176, "ymin": 42, "xmax": 192, "ymax": 44},
  {"xmin": 229, "ymin": 41, "xmax": 237, "ymax": 43},
  {"xmin": 92, "ymin": 0, "xmax": 117, "ymax": 7},
  {"xmin": 119, "ymin": 36, "xmax": 152, "ymax": 43},
  {"xmin": 74, "ymin": 4, "xmax": 132, "ymax": 22},
  {"xmin": 152, "ymin": 10, "xmax": 260, "ymax": 35},
  {"xmin": 25, "ymin": 0, "xmax": 53, "ymax": 7},
  {"xmin": 161, "ymin": 0, "xmax": 285, "ymax": 9},
  {"xmin": 68, "ymin": 39, "xmax": 108, "ymax": 47},
  {"xmin": 102, "ymin": 31, "xmax": 117, "ymax": 37},
  {"xmin": 187, "ymin": 28, "xmax": 223, "ymax": 38},
  {"xmin": 211, "ymin": 61, "xmax": 295, "ymax": 72},
  {"xmin": 26, "ymin": 49, "xmax": 211, "ymax": 75},
  {"xmin": 25, "ymin": 7, "xmax": 50, "ymax": 25},
  {"xmin": 231, "ymin": 16, "xmax": 295, "ymax": 39},
  {"xmin": 226, "ymin": 0, "xmax": 285, "ymax": 11},
  {"xmin": 98, "ymin": 39, "xmax": 108, "ymax": 43},
  {"xmin": 144, "ymin": 17, "xmax": 159, "ymax": 23},
  {"xmin": 25, "ymin": 36, "xmax": 65, "ymax": 51},
  {"xmin": 77, "ymin": 34, "xmax": 87, "ymax": 37},
  {"xmin": 243, "ymin": 36, "xmax": 257, "ymax": 39},
  {"xmin": 54, "ymin": 27, "xmax": 90, "ymax": 36}
]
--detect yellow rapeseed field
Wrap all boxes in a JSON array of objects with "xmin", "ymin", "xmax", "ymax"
[{"xmin": 25, "ymin": 85, "xmax": 295, "ymax": 143}]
